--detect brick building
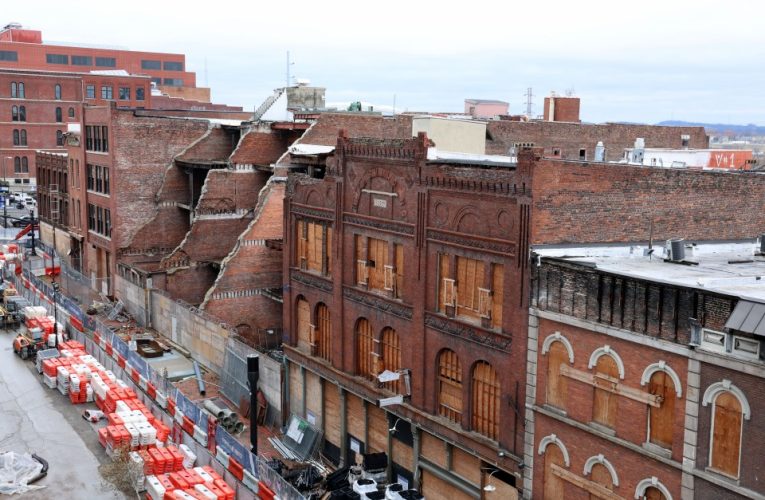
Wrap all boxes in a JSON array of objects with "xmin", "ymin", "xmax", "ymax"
[
  {"xmin": 283, "ymin": 134, "xmax": 529, "ymax": 498},
  {"xmin": 527, "ymin": 240, "xmax": 765, "ymax": 500},
  {"xmin": 0, "ymin": 23, "xmax": 200, "ymax": 98},
  {"xmin": 486, "ymin": 117, "xmax": 708, "ymax": 161},
  {"xmin": 518, "ymin": 158, "xmax": 765, "ymax": 499}
]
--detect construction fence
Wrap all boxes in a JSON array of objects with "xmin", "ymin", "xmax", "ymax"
[{"xmin": 6, "ymin": 266, "xmax": 303, "ymax": 500}]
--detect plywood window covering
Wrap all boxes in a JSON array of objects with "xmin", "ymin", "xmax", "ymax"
[
  {"xmin": 395, "ymin": 244, "xmax": 404, "ymax": 299},
  {"xmin": 491, "ymin": 264, "xmax": 504, "ymax": 329},
  {"xmin": 307, "ymin": 221, "xmax": 324, "ymax": 272},
  {"xmin": 355, "ymin": 235, "xmax": 368, "ymax": 285},
  {"xmin": 367, "ymin": 237, "xmax": 389, "ymax": 291},
  {"xmin": 478, "ymin": 288, "xmax": 492, "ymax": 318},
  {"xmin": 438, "ymin": 349, "xmax": 462, "ymax": 423},
  {"xmin": 383, "ymin": 265, "xmax": 395, "ymax": 291},
  {"xmin": 648, "ymin": 371, "xmax": 675, "ymax": 449},
  {"xmin": 589, "ymin": 463, "xmax": 614, "ymax": 495},
  {"xmin": 593, "ymin": 356, "xmax": 619, "ymax": 428},
  {"xmin": 326, "ymin": 226, "xmax": 333, "ymax": 276},
  {"xmin": 356, "ymin": 318, "xmax": 375, "ymax": 380},
  {"xmin": 543, "ymin": 445, "xmax": 566, "ymax": 500},
  {"xmin": 710, "ymin": 392, "xmax": 742, "ymax": 478},
  {"xmin": 546, "ymin": 342, "xmax": 568, "ymax": 410},
  {"xmin": 296, "ymin": 220, "xmax": 331, "ymax": 275},
  {"xmin": 456, "ymin": 256, "xmax": 485, "ymax": 320},
  {"xmin": 381, "ymin": 327, "xmax": 401, "ymax": 393},
  {"xmin": 296, "ymin": 298, "xmax": 311, "ymax": 352},
  {"xmin": 471, "ymin": 361, "xmax": 500, "ymax": 440},
  {"xmin": 438, "ymin": 253, "xmax": 450, "ymax": 311},
  {"xmin": 297, "ymin": 220, "xmax": 308, "ymax": 270},
  {"xmin": 442, "ymin": 279, "xmax": 456, "ymax": 308},
  {"xmin": 316, "ymin": 303, "xmax": 331, "ymax": 362}
]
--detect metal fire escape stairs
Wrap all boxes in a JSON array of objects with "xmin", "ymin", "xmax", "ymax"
[{"xmin": 251, "ymin": 88, "xmax": 285, "ymax": 122}]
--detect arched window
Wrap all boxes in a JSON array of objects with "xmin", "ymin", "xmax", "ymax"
[
  {"xmin": 10, "ymin": 82, "xmax": 17, "ymax": 98},
  {"xmin": 54, "ymin": 84, "xmax": 62, "ymax": 100},
  {"xmin": 538, "ymin": 436, "xmax": 569, "ymax": 499},
  {"xmin": 12, "ymin": 129, "xmax": 19, "ymax": 146},
  {"xmin": 19, "ymin": 105, "xmax": 25, "ymax": 121},
  {"xmin": 55, "ymin": 107, "xmax": 62, "ymax": 122},
  {"xmin": 68, "ymin": 107, "xmax": 75, "ymax": 118},
  {"xmin": 13, "ymin": 157, "xmax": 20, "ymax": 173},
  {"xmin": 648, "ymin": 370, "xmax": 677, "ymax": 449},
  {"xmin": 472, "ymin": 361, "xmax": 500, "ymax": 439},
  {"xmin": 296, "ymin": 297, "xmax": 311, "ymax": 351},
  {"xmin": 315, "ymin": 303, "xmax": 331, "ymax": 362},
  {"xmin": 356, "ymin": 318, "xmax": 375, "ymax": 380},
  {"xmin": 11, "ymin": 105, "xmax": 18, "ymax": 121},
  {"xmin": 710, "ymin": 391, "xmax": 743, "ymax": 478},
  {"xmin": 19, "ymin": 129, "xmax": 26, "ymax": 146},
  {"xmin": 437, "ymin": 349, "xmax": 462, "ymax": 423},
  {"xmin": 590, "ymin": 463, "xmax": 615, "ymax": 496},
  {"xmin": 21, "ymin": 157, "xmax": 28, "ymax": 173},
  {"xmin": 593, "ymin": 354, "xmax": 619, "ymax": 428},
  {"xmin": 545, "ymin": 340, "xmax": 569, "ymax": 410},
  {"xmin": 380, "ymin": 327, "xmax": 401, "ymax": 392},
  {"xmin": 18, "ymin": 82, "xmax": 24, "ymax": 98},
  {"xmin": 635, "ymin": 477, "xmax": 672, "ymax": 500},
  {"xmin": 56, "ymin": 130, "xmax": 63, "ymax": 146}
]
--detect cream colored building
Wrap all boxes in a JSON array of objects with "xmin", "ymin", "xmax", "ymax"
[{"xmin": 412, "ymin": 116, "xmax": 486, "ymax": 155}]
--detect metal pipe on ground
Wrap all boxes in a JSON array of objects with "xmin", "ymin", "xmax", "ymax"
[
  {"xmin": 203, "ymin": 400, "xmax": 225, "ymax": 419},
  {"xmin": 193, "ymin": 361, "xmax": 205, "ymax": 396}
]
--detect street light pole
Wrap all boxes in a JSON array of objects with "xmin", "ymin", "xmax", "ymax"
[{"xmin": 2, "ymin": 156, "xmax": 11, "ymax": 229}]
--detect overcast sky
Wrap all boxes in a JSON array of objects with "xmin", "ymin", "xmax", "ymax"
[{"xmin": 5, "ymin": 1, "xmax": 764, "ymax": 124}]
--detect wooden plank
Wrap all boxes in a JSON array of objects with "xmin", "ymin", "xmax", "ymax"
[
  {"xmin": 421, "ymin": 469, "xmax": 472, "ymax": 500},
  {"xmin": 546, "ymin": 342, "xmax": 568, "ymax": 409},
  {"xmin": 366, "ymin": 404, "xmax": 387, "ymax": 453},
  {"xmin": 392, "ymin": 438, "xmax": 413, "ymax": 471},
  {"xmin": 305, "ymin": 371, "xmax": 322, "ymax": 427},
  {"xmin": 296, "ymin": 299, "xmax": 311, "ymax": 352},
  {"xmin": 452, "ymin": 447, "xmax": 480, "ymax": 485},
  {"xmin": 711, "ymin": 392, "xmax": 742, "ymax": 477},
  {"xmin": 551, "ymin": 464, "xmax": 625, "ymax": 500},
  {"xmin": 491, "ymin": 263, "xmax": 504, "ymax": 329},
  {"xmin": 420, "ymin": 432, "xmax": 447, "ymax": 468},
  {"xmin": 648, "ymin": 371, "xmax": 675, "ymax": 448},
  {"xmin": 323, "ymin": 381, "xmax": 341, "ymax": 446},
  {"xmin": 395, "ymin": 244, "xmax": 404, "ymax": 299},
  {"xmin": 593, "ymin": 356, "xmax": 619, "ymax": 428},
  {"xmin": 560, "ymin": 364, "xmax": 661, "ymax": 407},
  {"xmin": 289, "ymin": 363, "xmax": 303, "ymax": 419},
  {"xmin": 346, "ymin": 392, "xmax": 365, "ymax": 440}
]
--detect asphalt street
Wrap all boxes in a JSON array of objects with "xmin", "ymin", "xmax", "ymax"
[{"xmin": 0, "ymin": 326, "xmax": 130, "ymax": 499}]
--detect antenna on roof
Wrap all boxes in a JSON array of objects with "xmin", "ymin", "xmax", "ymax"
[
  {"xmin": 565, "ymin": 87, "xmax": 575, "ymax": 97},
  {"xmin": 524, "ymin": 87, "xmax": 534, "ymax": 117}
]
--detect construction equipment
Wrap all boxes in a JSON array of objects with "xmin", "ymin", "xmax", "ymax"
[{"xmin": 12, "ymin": 329, "xmax": 45, "ymax": 360}]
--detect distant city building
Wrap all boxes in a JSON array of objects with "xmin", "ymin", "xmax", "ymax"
[
  {"xmin": 621, "ymin": 140, "xmax": 755, "ymax": 169},
  {"xmin": 542, "ymin": 93, "xmax": 580, "ymax": 122},
  {"xmin": 464, "ymin": 98, "xmax": 509, "ymax": 119}
]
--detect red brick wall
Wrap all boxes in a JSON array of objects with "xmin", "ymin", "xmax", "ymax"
[
  {"xmin": 529, "ymin": 158, "xmax": 765, "ymax": 245},
  {"xmin": 230, "ymin": 130, "xmax": 294, "ymax": 165},
  {"xmin": 536, "ymin": 317, "xmax": 688, "ymax": 460},
  {"xmin": 177, "ymin": 127, "xmax": 238, "ymax": 163},
  {"xmin": 196, "ymin": 170, "xmax": 268, "ymax": 214},
  {"xmin": 486, "ymin": 120, "xmax": 708, "ymax": 160},
  {"xmin": 294, "ymin": 113, "xmax": 413, "ymax": 148},
  {"xmin": 164, "ymin": 265, "xmax": 219, "ymax": 306},
  {"xmin": 534, "ymin": 416, "xmax": 682, "ymax": 499},
  {"xmin": 542, "ymin": 96, "xmax": 581, "ymax": 122},
  {"xmin": 203, "ymin": 181, "xmax": 286, "ymax": 337},
  {"xmin": 112, "ymin": 109, "xmax": 210, "ymax": 250},
  {"xmin": 696, "ymin": 363, "xmax": 765, "ymax": 493}
]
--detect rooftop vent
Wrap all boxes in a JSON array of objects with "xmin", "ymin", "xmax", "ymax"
[{"xmin": 667, "ymin": 238, "xmax": 685, "ymax": 262}]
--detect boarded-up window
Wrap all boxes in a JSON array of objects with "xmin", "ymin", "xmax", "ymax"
[
  {"xmin": 438, "ymin": 349, "xmax": 462, "ymax": 423},
  {"xmin": 546, "ymin": 342, "xmax": 568, "ymax": 410},
  {"xmin": 438, "ymin": 253, "xmax": 450, "ymax": 311},
  {"xmin": 381, "ymin": 328, "xmax": 401, "ymax": 393},
  {"xmin": 355, "ymin": 235, "xmax": 367, "ymax": 285},
  {"xmin": 326, "ymin": 226, "xmax": 333, "ymax": 275},
  {"xmin": 471, "ymin": 361, "xmax": 500, "ymax": 440},
  {"xmin": 296, "ymin": 298, "xmax": 311, "ymax": 352},
  {"xmin": 710, "ymin": 392, "xmax": 742, "ymax": 478},
  {"xmin": 367, "ymin": 237, "xmax": 389, "ymax": 291},
  {"xmin": 356, "ymin": 318, "xmax": 375, "ymax": 380},
  {"xmin": 543, "ymin": 445, "xmax": 566, "ymax": 500},
  {"xmin": 456, "ymin": 256, "xmax": 485, "ymax": 320},
  {"xmin": 592, "ymin": 355, "xmax": 619, "ymax": 428},
  {"xmin": 648, "ymin": 371, "xmax": 675, "ymax": 449},
  {"xmin": 296, "ymin": 220, "xmax": 331, "ymax": 275},
  {"xmin": 589, "ymin": 463, "xmax": 614, "ymax": 497},
  {"xmin": 316, "ymin": 303, "xmax": 331, "ymax": 362}
]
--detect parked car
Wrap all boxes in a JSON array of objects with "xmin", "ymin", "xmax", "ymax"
[
  {"xmin": 11, "ymin": 216, "xmax": 34, "ymax": 228},
  {"xmin": 15, "ymin": 202, "xmax": 24, "ymax": 210},
  {"xmin": 24, "ymin": 198, "xmax": 36, "ymax": 207}
]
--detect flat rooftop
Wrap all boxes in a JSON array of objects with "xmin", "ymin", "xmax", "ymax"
[{"xmin": 534, "ymin": 240, "xmax": 765, "ymax": 303}]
